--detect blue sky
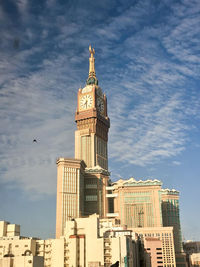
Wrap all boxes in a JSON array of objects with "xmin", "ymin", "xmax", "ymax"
[{"xmin": 0, "ymin": 0, "xmax": 200, "ymax": 240}]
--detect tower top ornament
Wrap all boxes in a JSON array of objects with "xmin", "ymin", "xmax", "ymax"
[
  {"xmin": 89, "ymin": 45, "xmax": 95, "ymax": 57},
  {"xmin": 87, "ymin": 45, "xmax": 98, "ymax": 85}
]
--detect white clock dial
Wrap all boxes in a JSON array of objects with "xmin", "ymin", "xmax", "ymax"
[
  {"xmin": 97, "ymin": 97, "xmax": 104, "ymax": 113},
  {"xmin": 80, "ymin": 94, "xmax": 93, "ymax": 110}
]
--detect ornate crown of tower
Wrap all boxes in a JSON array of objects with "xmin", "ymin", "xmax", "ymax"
[{"xmin": 75, "ymin": 45, "xmax": 110, "ymax": 170}]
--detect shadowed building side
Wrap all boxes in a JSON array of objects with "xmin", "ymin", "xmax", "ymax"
[{"xmin": 161, "ymin": 189, "xmax": 187, "ymax": 267}]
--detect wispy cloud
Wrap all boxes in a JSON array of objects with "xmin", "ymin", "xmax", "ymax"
[
  {"xmin": 0, "ymin": 0, "xmax": 200, "ymax": 197},
  {"xmin": 16, "ymin": 0, "xmax": 28, "ymax": 15},
  {"xmin": 103, "ymin": 0, "xmax": 200, "ymax": 169},
  {"xmin": 0, "ymin": 48, "xmax": 81, "ymax": 195},
  {"xmin": 172, "ymin": 161, "xmax": 181, "ymax": 166},
  {"xmin": 109, "ymin": 92, "xmax": 187, "ymax": 166}
]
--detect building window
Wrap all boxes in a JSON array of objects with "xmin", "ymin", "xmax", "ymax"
[
  {"xmin": 85, "ymin": 184, "xmax": 97, "ymax": 189},
  {"xmin": 85, "ymin": 195, "xmax": 97, "ymax": 201}
]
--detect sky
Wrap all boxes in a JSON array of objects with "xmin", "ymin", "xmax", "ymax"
[{"xmin": 0, "ymin": 0, "xmax": 200, "ymax": 240}]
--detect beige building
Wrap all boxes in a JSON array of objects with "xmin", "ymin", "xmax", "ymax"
[
  {"xmin": 106, "ymin": 177, "xmax": 188, "ymax": 266},
  {"xmin": 110, "ymin": 178, "xmax": 163, "ymax": 228},
  {"xmin": 36, "ymin": 238, "xmax": 65, "ymax": 267},
  {"xmin": 0, "ymin": 255, "xmax": 44, "ymax": 267},
  {"xmin": 0, "ymin": 221, "xmax": 20, "ymax": 238},
  {"xmin": 56, "ymin": 46, "xmax": 110, "ymax": 238},
  {"xmin": 0, "ymin": 221, "xmax": 43, "ymax": 267},
  {"xmin": 63, "ymin": 214, "xmax": 137, "ymax": 267},
  {"xmin": 1, "ymin": 216, "xmax": 139, "ymax": 267},
  {"xmin": 144, "ymin": 237, "xmax": 163, "ymax": 267},
  {"xmin": 75, "ymin": 45, "xmax": 110, "ymax": 171},
  {"xmin": 133, "ymin": 226, "xmax": 176, "ymax": 267},
  {"xmin": 56, "ymin": 158, "xmax": 86, "ymax": 238}
]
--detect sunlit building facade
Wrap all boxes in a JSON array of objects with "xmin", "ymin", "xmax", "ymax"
[
  {"xmin": 134, "ymin": 227, "xmax": 176, "ymax": 267},
  {"xmin": 0, "ymin": 221, "xmax": 43, "ymax": 267},
  {"xmin": 56, "ymin": 158, "xmax": 86, "ymax": 238},
  {"xmin": 56, "ymin": 46, "xmax": 110, "ymax": 239},
  {"xmin": 106, "ymin": 177, "xmax": 187, "ymax": 266},
  {"xmin": 144, "ymin": 237, "xmax": 163, "ymax": 267},
  {"xmin": 0, "ymin": 217, "xmax": 139, "ymax": 267},
  {"xmin": 111, "ymin": 178, "xmax": 163, "ymax": 228}
]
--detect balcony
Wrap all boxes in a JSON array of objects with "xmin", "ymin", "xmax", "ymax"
[
  {"xmin": 106, "ymin": 193, "xmax": 118, "ymax": 198},
  {"xmin": 106, "ymin": 186, "xmax": 115, "ymax": 190},
  {"xmin": 106, "ymin": 213, "xmax": 119, "ymax": 217}
]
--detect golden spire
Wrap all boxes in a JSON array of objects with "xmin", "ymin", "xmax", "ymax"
[
  {"xmin": 86, "ymin": 45, "xmax": 98, "ymax": 85},
  {"xmin": 89, "ymin": 45, "xmax": 96, "ymax": 78}
]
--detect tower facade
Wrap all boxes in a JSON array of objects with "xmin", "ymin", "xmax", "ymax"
[
  {"xmin": 75, "ymin": 45, "xmax": 110, "ymax": 170},
  {"xmin": 56, "ymin": 46, "xmax": 110, "ymax": 238}
]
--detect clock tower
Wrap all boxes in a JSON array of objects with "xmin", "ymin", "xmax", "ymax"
[
  {"xmin": 56, "ymin": 46, "xmax": 111, "ymax": 238},
  {"xmin": 75, "ymin": 45, "xmax": 110, "ymax": 170}
]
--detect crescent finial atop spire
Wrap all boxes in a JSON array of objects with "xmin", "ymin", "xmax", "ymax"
[
  {"xmin": 87, "ymin": 45, "xmax": 98, "ymax": 85},
  {"xmin": 89, "ymin": 45, "xmax": 95, "ymax": 57}
]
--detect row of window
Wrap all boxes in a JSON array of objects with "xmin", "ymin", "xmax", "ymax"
[{"xmin": 85, "ymin": 195, "xmax": 97, "ymax": 201}]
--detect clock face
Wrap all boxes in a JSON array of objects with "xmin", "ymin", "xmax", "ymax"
[
  {"xmin": 97, "ymin": 97, "xmax": 104, "ymax": 113},
  {"xmin": 80, "ymin": 94, "xmax": 93, "ymax": 110}
]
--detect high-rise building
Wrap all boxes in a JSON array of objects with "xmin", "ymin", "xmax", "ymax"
[
  {"xmin": 75, "ymin": 45, "xmax": 110, "ymax": 170},
  {"xmin": 56, "ymin": 46, "xmax": 110, "ymax": 238},
  {"xmin": 106, "ymin": 178, "xmax": 187, "ymax": 266},
  {"xmin": 111, "ymin": 178, "xmax": 163, "ymax": 228},
  {"xmin": 56, "ymin": 158, "xmax": 86, "ymax": 238},
  {"xmin": 161, "ymin": 189, "xmax": 186, "ymax": 267}
]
